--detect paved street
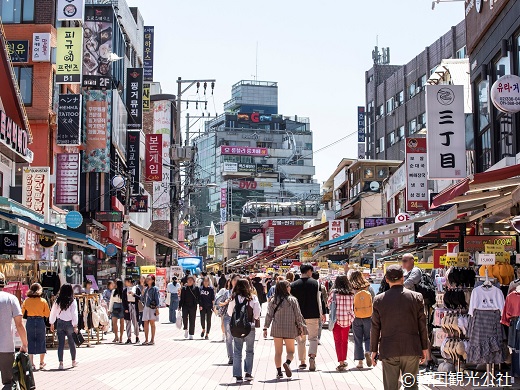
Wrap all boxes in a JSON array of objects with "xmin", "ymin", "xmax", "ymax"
[{"xmin": 29, "ymin": 307, "xmax": 481, "ymax": 390}]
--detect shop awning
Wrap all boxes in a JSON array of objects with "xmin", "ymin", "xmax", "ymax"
[
  {"xmin": 417, "ymin": 206, "xmax": 458, "ymax": 238},
  {"xmin": 264, "ymin": 249, "xmax": 299, "ymax": 266},
  {"xmin": 130, "ymin": 223, "xmax": 186, "ymax": 253},
  {"xmin": 243, "ymin": 250, "xmax": 270, "ymax": 267},
  {"xmin": 273, "ymin": 227, "xmax": 327, "ymax": 253},
  {"xmin": 313, "ymin": 229, "xmax": 363, "ymax": 254},
  {"xmin": 0, "ymin": 209, "xmax": 106, "ymax": 253},
  {"xmin": 431, "ymin": 163, "xmax": 520, "ymax": 209}
]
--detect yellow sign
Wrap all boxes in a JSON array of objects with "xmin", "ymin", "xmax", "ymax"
[
  {"xmin": 56, "ymin": 28, "xmax": 83, "ymax": 83},
  {"xmin": 457, "ymin": 252, "xmax": 470, "ymax": 267},
  {"xmin": 485, "ymin": 244, "xmax": 505, "ymax": 254},
  {"xmin": 266, "ymin": 268, "xmax": 274, "ymax": 274},
  {"xmin": 300, "ymin": 249, "xmax": 313, "ymax": 261},
  {"xmin": 143, "ymin": 83, "xmax": 150, "ymax": 111},
  {"xmin": 318, "ymin": 262, "xmax": 328, "ymax": 269},
  {"xmin": 439, "ymin": 255, "xmax": 447, "ymax": 266},
  {"xmin": 207, "ymin": 235, "xmax": 215, "ymax": 256},
  {"xmin": 445, "ymin": 255, "xmax": 458, "ymax": 267},
  {"xmin": 140, "ymin": 266, "xmax": 156, "ymax": 275}
]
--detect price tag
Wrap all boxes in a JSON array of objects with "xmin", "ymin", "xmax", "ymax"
[
  {"xmin": 485, "ymin": 244, "xmax": 505, "ymax": 253},
  {"xmin": 445, "ymin": 255, "xmax": 458, "ymax": 267},
  {"xmin": 478, "ymin": 253, "xmax": 496, "ymax": 266},
  {"xmin": 440, "ymin": 255, "xmax": 447, "ymax": 266},
  {"xmin": 457, "ymin": 252, "xmax": 470, "ymax": 267}
]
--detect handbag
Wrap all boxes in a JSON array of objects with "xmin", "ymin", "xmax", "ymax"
[
  {"xmin": 176, "ymin": 315, "xmax": 182, "ymax": 329},
  {"xmin": 328, "ymin": 292, "xmax": 337, "ymax": 331},
  {"xmin": 112, "ymin": 301, "xmax": 123, "ymax": 315},
  {"xmin": 23, "ymin": 310, "xmax": 28, "ymax": 320},
  {"xmin": 72, "ymin": 332, "xmax": 85, "ymax": 347},
  {"xmin": 166, "ymin": 291, "xmax": 171, "ymax": 306}
]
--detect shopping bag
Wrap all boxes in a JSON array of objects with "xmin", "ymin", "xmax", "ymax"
[
  {"xmin": 176, "ymin": 315, "xmax": 182, "ymax": 329},
  {"xmin": 72, "ymin": 332, "xmax": 85, "ymax": 347}
]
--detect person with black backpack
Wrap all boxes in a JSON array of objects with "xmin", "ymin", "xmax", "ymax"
[
  {"xmin": 401, "ymin": 254, "xmax": 422, "ymax": 291},
  {"xmin": 226, "ymin": 278, "xmax": 261, "ymax": 383}
]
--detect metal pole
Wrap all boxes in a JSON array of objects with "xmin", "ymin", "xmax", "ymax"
[
  {"xmin": 172, "ymin": 78, "xmax": 182, "ymax": 246},
  {"xmin": 121, "ymin": 173, "xmax": 131, "ymax": 279}
]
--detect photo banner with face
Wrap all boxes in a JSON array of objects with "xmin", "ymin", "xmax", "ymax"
[{"xmin": 82, "ymin": 90, "xmax": 112, "ymax": 173}]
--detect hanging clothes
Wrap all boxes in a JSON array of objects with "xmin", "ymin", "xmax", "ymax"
[
  {"xmin": 508, "ymin": 317, "xmax": 520, "ymax": 378},
  {"xmin": 468, "ymin": 285, "xmax": 505, "ymax": 316},
  {"xmin": 467, "ymin": 309, "xmax": 508, "ymax": 364},
  {"xmin": 40, "ymin": 271, "xmax": 61, "ymax": 295},
  {"xmin": 501, "ymin": 290, "xmax": 520, "ymax": 326}
]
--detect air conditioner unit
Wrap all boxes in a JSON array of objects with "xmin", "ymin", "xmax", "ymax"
[
  {"xmin": 376, "ymin": 115, "xmax": 380, "ymax": 120},
  {"xmin": 394, "ymin": 101, "xmax": 400, "ymax": 108}
]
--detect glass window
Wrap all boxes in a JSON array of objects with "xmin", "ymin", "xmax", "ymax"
[
  {"xmin": 479, "ymin": 129, "xmax": 492, "ymax": 172},
  {"xmin": 418, "ymin": 113, "xmax": 426, "ymax": 127},
  {"xmin": 387, "ymin": 132, "xmax": 395, "ymax": 146},
  {"xmin": 418, "ymin": 74, "xmax": 427, "ymax": 88},
  {"xmin": 408, "ymin": 82, "xmax": 416, "ymax": 99},
  {"xmin": 379, "ymin": 137, "xmax": 385, "ymax": 152},
  {"xmin": 304, "ymin": 143, "xmax": 312, "ymax": 150},
  {"xmin": 408, "ymin": 118, "xmax": 417, "ymax": 135},
  {"xmin": 12, "ymin": 66, "xmax": 32, "ymax": 105},
  {"xmin": 385, "ymin": 98, "xmax": 394, "ymax": 114},
  {"xmin": 477, "ymin": 80, "xmax": 490, "ymax": 131},
  {"xmin": 456, "ymin": 46, "xmax": 467, "ymax": 59},
  {"xmin": 0, "ymin": 0, "xmax": 34, "ymax": 23},
  {"xmin": 377, "ymin": 104, "xmax": 384, "ymax": 117},
  {"xmin": 430, "ymin": 65, "xmax": 439, "ymax": 75},
  {"xmin": 396, "ymin": 90, "xmax": 404, "ymax": 105},
  {"xmin": 398, "ymin": 126, "xmax": 405, "ymax": 140},
  {"xmin": 495, "ymin": 53, "xmax": 511, "ymax": 80}
]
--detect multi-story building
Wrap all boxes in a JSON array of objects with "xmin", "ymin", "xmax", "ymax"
[
  {"xmin": 364, "ymin": 21, "xmax": 467, "ymax": 161},
  {"xmin": 192, "ymin": 80, "xmax": 320, "ymax": 235}
]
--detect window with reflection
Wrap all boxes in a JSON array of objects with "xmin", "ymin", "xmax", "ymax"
[
  {"xmin": 498, "ymin": 114, "xmax": 514, "ymax": 158},
  {"xmin": 478, "ymin": 130, "xmax": 492, "ymax": 172},
  {"xmin": 495, "ymin": 53, "xmax": 511, "ymax": 80},
  {"xmin": 477, "ymin": 80, "xmax": 489, "ymax": 131}
]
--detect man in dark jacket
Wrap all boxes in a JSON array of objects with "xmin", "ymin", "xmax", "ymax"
[
  {"xmin": 370, "ymin": 265, "xmax": 428, "ymax": 390},
  {"xmin": 178, "ymin": 276, "xmax": 200, "ymax": 339},
  {"xmin": 122, "ymin": 277, "xmax": 141, "ymax": 344},
  {"xmin": 290, "ymin": 263, "xmax": 324, "ymax": 372}
]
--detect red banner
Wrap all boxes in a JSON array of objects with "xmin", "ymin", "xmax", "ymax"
[
  {"xmin": 55, "ymin": 153, "xmax": 80, "ymax": 205},
  {"xmin": 146, "ymin": 133, "xmax": 162, "ymax": 181}
]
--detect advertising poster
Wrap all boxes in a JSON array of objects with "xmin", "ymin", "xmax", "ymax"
[
  {"xmin": 83, "ymin": 6, "xmax": 113, "ymax": 88},
  {"xmin": 22, "ymin": 167, "xmax": 50, "ymax": 222},
  {"xmin": 220, "ymin": 146, "xmax": 268, "ymax": 156},
  {"xmin": 82, "ymin": 90, "xmax": 111, "ymax": 173},
  {"xmin": 57, "ymin": 94, "xmax": 81, "ymax": 145},
  {"xmin": 32, "ymin": 33, "xmax": 51, "ymax": 62},
  {"xmin": 55, "ymin": 153, "xmax": 80, "ymax": 205},
  {"xmin": 56, "ymin": 28, "xmax": 83, "ymax": 84},
  {"xmin": 57, "ymin": 0, "xmax": 85, "ymax": 21},
  {"xmin": 128, "ymin": 195, "xmax": 148, "ymax": 212},
  {"xmin": 152, "ymin": 101, "xmax": 171, "ymax": 222},
  {"xmin": 145, "ymin": 134, "xmax": 162, "ymax": 181},
  {"xmin": 127, "ymin": 131, "xmax": 141, "ymax": 194},
  {"xmin": 405, "ymin": 137, "xmax": 429, "ymax": 212},
  {"xmin": 143, "ymin": 26, "xmax": 154, "ymax": 82},
  {"xmin": 156, "ymin": 267, "xmax": 167, "ymax": 307},
  {"xmin": 126, "ymin": 68, "xmax": 143, "ymax": 129},
  {"xmin": 66, "ymin": 251, "xmax": 83, "ymax": 285},
  {"xmin": 152, "ymin": 182, "xmax": 170, "ymax": 222},
  {"xmin": 170, "ymin": 266, "xmax": 184, "ymax": 279}
]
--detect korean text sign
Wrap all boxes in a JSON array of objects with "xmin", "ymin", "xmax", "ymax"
[
  {"xmin": 329, "ymin": 220, "xmax": 345, "ymax": 240},
  {"xmin": 126, "ymin": 68, "xmax": 143, "ymax": 129},
  {"xmin": 143, "ymin": 27, "xmax": 154, "ymax": 82},
  {"xmin": 146, "ymin": 134, "xmax": 162, "ymax": 181},
  {"xmin": 32, "ymin": 33, "xmax": 51, "ymax": 62},
  {"xmin": 405, "ymin": 137, "xmax": 428, "ymax": 212},
  {"xmin": 7, "ymin": 41, "xmax": 29, "ymax": 63},
  {"xmin": 55, "ymin": 153, "xmax": 80, "ymax": 205},
  {"xmin": 220, "ymin": 146, "xmax": 268, "ymax": 156},
  {"xmin": 426, "ymin": 85, "xmax": 466, "ymax": 179},
  {"xmin": 57, "ymin": 94, "xmax": 81, "ymax": 145},
  {"xmin": 83, "ymin": 6, "xmax": 113, "ymax": 88},
  {"xmin": 56, "ymin": 28, "xmax": 83, "ymax": 83},
  {"xmin": 82, "ymin": 90, "xmax": 111, "ymax": 173},
  {"xmin": 127, "ymin": 131, "xmax": 141, "ymax": 194},
  {"xmin": 22, "ymin": 167, "xmax": 50, "ymax": 222}
]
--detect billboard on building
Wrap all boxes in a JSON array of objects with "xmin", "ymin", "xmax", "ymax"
[
  {"xmin": 145, "ymin": 134, "xmax": 162, "ymax": 181},
  {"xmin": 57, "ymin": 94, "xmax": 81, "ymax": 145},
  {"xmin": 56, "ymin": 28, "xmax": 83, "ymax": 84},
  {"xmin": 220, "ymin": 146, "xmax": 268, "ymax": 156},
  {"xmin": 405, "ymin": 137, "xmax": 428, "ymax": 212},
  {"xmin": 143, "ymin": 26, "xmax": 154, "ymax": 82},
  {"xmin": 143, "ymin": 84, "xmax": 150, "ymax": 111},
  {"xmin": 426, "ymin": 85, "xmax": 466, "ymax": 179},
  {"xmin": 151, "ymin": 101, "xmax": 171, "ymax": 221},
  {"xmin": 7, "ymin": 41, "xmax": 29, "ymax": 63},
  {"xmin": 357, "ymin": 106, "xmax": 365, "ymax": 142},
  {"xmin": 57, "ymin": 0, "xmax": 85, "ymax": 21},
  {"xmin": 22, "ymin": 167, "xmax": 50, "ymax": 222},
  {"xmin": 82, "ymin": 90, "xmax": 111, "ymax": 173},
  {"xmin": 32, "ymin": 33, "xmax": 51, "ymax": 62},
  {"xmin": 126, "ymin": 68, "xmax": 143, "ymax": 129},
  {"xmin": 127, "ymin": 131, "xmax": 141, "ymax": 194},
  {"xmin": 82, "ymin": 6, "xmax": 113, "ymax": 88},
  {"xmin": 55, "ymin": 153, "xmax": 80, "ymax": 206}
]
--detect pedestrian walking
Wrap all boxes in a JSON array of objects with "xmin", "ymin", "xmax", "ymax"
[
  {"xmin": 285, "ymin": 272, "xmax": 295, "ymax": 283},
  {"xmin": 178, "ymin": 275, "xmax": 200, "ymax": 340},
  {"xmin": 267, "ymin": 275, "xmax": 284, "ymax": 302},
  {"xmin": 227, "ymin": 278, "xmax": 261, "ymax": 383},
  {"xmin": 349, "ymin": 270, "xmax": 375, "ymax": 369},
  {"xmin": 109, "ymin": 280, "xmax": 125, "ymax": 343},
  {"xmin": 263, "ymin": 280, "xmax": 306, "ymax": 379},
  {"xmin": 21, "ymin": 283, "xmax": 50, "ymax": 370},
  {"xmin": 312, "ymin": 272, "xmax": 328, "ymax": 344},
  {"xmin": 219, "ymin": 275, "xmax": 240, "ymax": 356},
  {"xmin": 102, "ymin": 280, "xmax": 114, "ymax": 304},
  {"xmin": 49, "ymin": 284, "xmax": 79, "ymax": 370},
  {"xmin": 138, "ymin": 275, "xmax": 146, "ymax": 330},
  {"xmin": 0, "ymin": 272, "xmax": 28, "ymax": 387},
  {"xmin": 328, "ymin": 275, "xmax": 355, "ymax": 371},
  {"xmin": 141, "ymin": 275, "xmax": 160, "ymax": 345},
  {"xmin": 166, "ymin": 276, "xmax": 180, "ymax": 323},
  {"xmin": 122, "ymin": 277, "xmax": 141, "ymax": 344},
  {"xmin": 290, "ymin": 263, "xmax": 324, "ymax": 372},
  {"xmin": 370, "ymin": 265, "xmax": 429, "ymax": 390},
  {"xmin": 218, "ymin": 271, "xmax": 227, "ymax": 290},
  {"xmin": 181, "ymin": 270, "xmax": 191, "ymax": 286},
  {"xmin": 199, "ymin": 276, "xmax": 215, "ymax": 339},
  {"xmin": 252, "ymin": 276, "xmax": 267, "ymax": 313}
]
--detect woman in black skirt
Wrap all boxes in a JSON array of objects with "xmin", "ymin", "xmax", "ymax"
[{"xmin": 22, "ymin": 283, "xmax": 50, "ymax": 370}]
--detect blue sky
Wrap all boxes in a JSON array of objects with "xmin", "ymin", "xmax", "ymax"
[{"xmin": 128, "ymin": 0, "xmax": 465, "ymax": 184}]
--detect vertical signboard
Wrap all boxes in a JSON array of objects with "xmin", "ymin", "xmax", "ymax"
[
  {"xmin": 357, "ymin": 106, "xmax": 365, "ymax": 142},
  {"xmin": 57, "ymin": 94, "xmax": 81, "ymax": 145},
  {"xmin": 22, "ymin": 167, "xmax": 50, "ymax": 222},
  {"xmin": 145, "ymin": 134, "xmax": 162, "ymax": 182},
  {"xmin": 82, "ymin": 90, "xmax": 111, "ymax": 173},
  {"xmin": 426, "ymin": 85, "xmax": 466, "ymax": 179},
  {"xmin": 152, "ymin": 100, "xmax": 171, "ymax": 221},
  {"xmin": 329, "ymin": 220, "xmax": 345, "ymax": 240},
  {"xmin": 220, "ymin": 187, "xmax": 227, "ymax": 208},
  {"xmin": 56, "ymin": 0, "xmax": 85, "ymax": 21},
  {"xmin": 143, "ymin": 84, "xmax": 150, "ymax": 111},
  {"xmin": 32, "ymin": 33, "xmax": 51, "ymax": 62},
  {"xmin": 55, "ymin": 153, "xmax": 80, "ymax": 205},
  {"xmin": 127, "ymin": 131, "xmax": 141, "ymax": 194},
  {"xmin": 406, "ymin": 137, "xmax": 429, "ymax": 212},
  {"xmin": 126, "ymin": 68, "xmax": 143, "ymax": 129},
  {"xmin": 83, "ymin": 6, "xmax": 113, "ymax": 88},
  {"xmin": 143, "ymin": 26, "xmax": 154, "ymax": 82},
  {"xmin": 56, "ymin": 28, "xmax": 83, "ymax": 84}
]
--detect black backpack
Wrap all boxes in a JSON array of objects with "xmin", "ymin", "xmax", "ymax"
[
  {"xmin": 12, "ymin": 352, "xmax": 35, "ymax": 390},
  {"xmin": 415, "ymin": 271, "xmax": 436, "ymax": 307},
  {"xmin": 230, "ymin": 296, "xmax": 252, "ymax": 338}
]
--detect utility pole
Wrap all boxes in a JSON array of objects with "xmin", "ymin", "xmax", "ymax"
[
  {"xmin": 173, "ymin": 78, "xmax": 215, "ymax": 248},
  {"xmin": 121, "ymin": 172, "xmax": 131, "ymax": 279}
]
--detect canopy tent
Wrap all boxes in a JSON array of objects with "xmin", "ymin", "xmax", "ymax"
[{"xmin": 312, "ymin": 229, "xmax": 363, "ymax": 255}]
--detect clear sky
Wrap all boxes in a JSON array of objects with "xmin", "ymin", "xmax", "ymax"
[{"xmin": 128, "ymin": 0, "xmax": 465, "ymax": 184}]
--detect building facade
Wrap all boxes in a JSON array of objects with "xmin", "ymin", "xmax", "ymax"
[{"xmin": 365, "ymin": 21, "xmax": 467, "ymax": 161}]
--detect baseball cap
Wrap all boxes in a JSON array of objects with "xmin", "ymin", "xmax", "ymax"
[{"xmin": 385, "ymin": 265, "xmax": 404, "ymax": 282}]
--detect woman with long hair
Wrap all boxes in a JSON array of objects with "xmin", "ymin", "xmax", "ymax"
[
  {"xmin": 199, "ymin": 276, "xmax": 215, "ymax": 339},
  {"xmin": 328, "ymin": 275, "xmax": 355, "ymax": 372},
  {"xmin": 109, "ymin": 279, "xmax": 125, "ymax": 343},
  {"xmin": 22, "ymin": 283, "xmax": 50, "ymax": 370},
  {"xmin": 141, "ymin": 274, "xmax": 160, "ymax": 345},
  {"xmin": 227, "ymin": 278, "xmax": 261, "ymax": 383},
  {"xmin": 285, "ymin": 272, "xmax": 295, "ymax": 283},
  {"xmin": 263, "ymin": 280, "xmax": 306, "ymax": 379},
  {"xmin": 349, "ymin": 270, "xmax": 375, "ymax": 369},
  {"xmin": 49, "ymin": 284, "xmax": 79, "ymax": 370},
  {"xmin": 220, "ymin": 274, "xmax": 239, "ymax": 364},
  {"xmin": 215, "ymin": 277, "xmax": 231, "ymax": 341}
]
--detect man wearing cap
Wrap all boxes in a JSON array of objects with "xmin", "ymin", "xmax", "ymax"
[
  {"xmin": 0, "ymin": 272, "xmax": 28, "ymax": 388},
  {"xmin": 401, "ymin": 253, "xmax": 422, "ymax": 291},
  {"xmin": 370, "ymin": 265, "xmax": 428, "ymax": 390}
]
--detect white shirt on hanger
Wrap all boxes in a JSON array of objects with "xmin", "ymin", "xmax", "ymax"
[{"xmin": 468, "ymin": 285, "xmax": 505, "ymax": 316}]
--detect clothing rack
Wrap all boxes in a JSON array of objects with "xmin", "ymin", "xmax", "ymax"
[{"xmin": 75, "ymin": 293, "xmax": 102, "ymax": 347}]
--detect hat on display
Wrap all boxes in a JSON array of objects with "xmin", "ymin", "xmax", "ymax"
[{"xmin": 385, "ymin": 265, "xmax": 404, "ymax": 282}]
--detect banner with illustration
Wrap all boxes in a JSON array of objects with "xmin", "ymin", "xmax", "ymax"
[{"xmin": 82, "ymin": 90, "xmax": 112, "ymax": 173}]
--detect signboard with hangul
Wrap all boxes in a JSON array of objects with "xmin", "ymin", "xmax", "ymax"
[
  {"xmin": 7, "ymin": 41, "xmax": 29, "ymax": 63},
  {"xmin": 143, "ymin": 26, "xmax": 154, "ymax": 82},
  {"xmin": 405, "ymin": 137, "xmax": 428, "ymax": 212},
  {"xmin": 143, "ymin": 83, "xmax": 150, "ymax": 111},
  {"xmin": 126, "ymin": 68, "xmax": 143, "ymax": 129},
  {"xmin": 220, "ymin": 187, "xmax": 227, "ymax": 208},
  {"xmin": 490, "ymin": 74, "xmax": 520, "ymax": 114},
  {"xmin": 55, "ymin": 153, "xmax": 80, "ymax": 205},
  {"xmin": 426, "ymin": 85, "xmax": 466, "ymax": 179},
  {"xmin": 220, "ymin": 146, "xmax": 268, "ymax": 156},
  {"xmin": 329, "ymin": 220, "xmax": 344, "ymax": 240},
  {"xmin": 357, "ymin": 106, "xmax": 365, "ymax": 142},
  {"xmin": 127, "ymin": 131, "xmax": 141, "ymax": 193},
  {"xmin": 128, "ymin": 195, "xmax": 148, "ymax": 213},
  {"xmin": 145, "ymin": 134, "xmax": 162, "ymax": 181},
  {"xmin": 22, "ymin": 167, "xmax": 50, "ymax": 222},
  {"xmin": 32, "ymin": 33, "xmax": 51, "ymax": 62},
  {"xmin": 57, "ymin": 94, "xmax": 81, "ymax": 145},
  {"xmin": 56, "ymin": 28, "xmax": 82, "ymax": 84}
]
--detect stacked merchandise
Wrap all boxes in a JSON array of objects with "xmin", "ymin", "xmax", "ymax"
[{"xmin": 501, "ymin": 283, "xmax": 520, "ymax": 377}]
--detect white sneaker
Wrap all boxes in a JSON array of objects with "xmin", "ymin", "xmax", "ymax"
[
  {"xmin": 189, "ymin": 335, "xmax": 193, "ymax": 340},
  {"xmin": 184, "ymin": 330, "xmax": 189, "ymax": 339}
]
